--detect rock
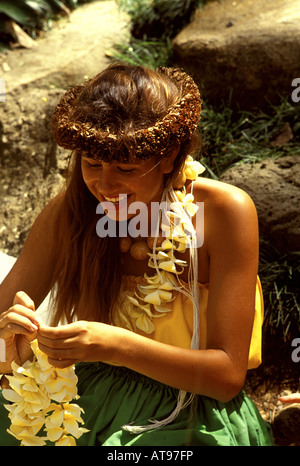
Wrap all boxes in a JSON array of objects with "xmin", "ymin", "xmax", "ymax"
[
  {"xmin": 172, "ymin": 0, "xmax": 300, "ymax": 110},
  {"xmin": 272, "ymin": 404, "xmax": 300, "ymax": 446},
  {"xmin": 220, "ymin": 156, "xmax": 300, "ymax": 253},
  {"xmin": 5, "ymin": 20, "xmax": 37, "ymax": 49}
]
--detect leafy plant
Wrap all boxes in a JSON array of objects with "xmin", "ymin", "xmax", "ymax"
[
  {"xmin": 118, "ymin": 0, "xmax": 206, "ymax": 40},
  {"xmin": 0, "ymin": 0, "xmax": 96, "ymax": 46}
]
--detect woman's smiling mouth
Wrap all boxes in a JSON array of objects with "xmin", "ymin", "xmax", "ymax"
[{"xmin": 102, "ymin": 194, "xmax": 128, "ymax": 203}]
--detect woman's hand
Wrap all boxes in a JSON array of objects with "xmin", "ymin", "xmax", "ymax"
[
  {"xmin": 0, "ymin": 291, "xmax": 39, "ymax": 373},
  {"xmin": 37, "ymin": 321, "xmax": 122, "ymax": 368}
]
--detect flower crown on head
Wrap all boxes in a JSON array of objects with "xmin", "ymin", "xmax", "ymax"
[{"xmin": 51, "ymin": 67, "xmax": 201, "ymax": 163}]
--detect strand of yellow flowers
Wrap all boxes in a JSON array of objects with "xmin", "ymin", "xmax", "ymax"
[
  {"xmin": 2, "ymin": 340, "xmax": 89, "ymax": 446},
  {"xmin": 114, "ymin": 155, "xmax": 206, "ymax": 337}
]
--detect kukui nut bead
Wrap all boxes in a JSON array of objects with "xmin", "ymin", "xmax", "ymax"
[
  {"xmin": 130, "ymin": 241, "xmax": 151, "ymax": 261},
  {"xmin": 147, "ymin": 235, "xmax": 164, "ymax": 250},
  {"xmin": 119, "ymin": 237, "xmax": 133, "ymax": 253}
]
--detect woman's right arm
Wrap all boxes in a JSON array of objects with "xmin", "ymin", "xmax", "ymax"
[{"xmin": 0, "ymin": 192, "xmax": 65, "ymax": 373}]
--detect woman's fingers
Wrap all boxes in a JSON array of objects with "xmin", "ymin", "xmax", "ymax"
[
  {"xmin": 8, "ymin": 304, "xmax": 39, "ymax": 326},
  {"xmin": 38, "ymin": 323, "xmax": 79, "ymax": 340},
  {"xmin": 0, "ymin": 308, "xmax": 39, "ymax": 340},
  {"xmin": 38, "ymin": 322, "xmax": 85, "ymax": 349},
  {"xmin": 38, "ymin": 336, "xmax": 78, "ymax": 368},
  {"xmin": 38, "ymin": 326, "xmax": 78, "ymax": 362},
  {"xmin": 0, "ymin": 290, "xmax": 39, "ymax": 341},
  {"xmin": 46, "ymin": 356, "xmax": 77, "ymax": 368},
  {"xmin": 13, "ymin": 291, "xmax": 35, "ymax": 311},
  {"xmin": 38, "ymin": 322, "xmax": 91, "ymax": 364}
]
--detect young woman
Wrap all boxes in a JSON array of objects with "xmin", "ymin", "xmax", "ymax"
[{"xmin": 0, "ymin": 64, "xmax": 274, "ymax": 446}]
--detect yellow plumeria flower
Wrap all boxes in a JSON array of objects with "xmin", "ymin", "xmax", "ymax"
[
  {"xmin": 44, "ymin": 402, "xmax": 87, "ymax": 444},
  {"xmin": 55, "ymin": 435, "xmax": 77, "ymax": 446},
  {"xmin": 2, "ymin": 388, "xmax": 23, "ymax": 403},
  {"xmin": 7, "ymin": 425, "xmax": 47, "ymax": 446},
  {"xmin": 181, "ymin": 193, "xmax": 199, "ymax": 217},
  {"xmin": 184, "ymin": 156, "xmax": 206, "ymax": 180},
  {"xmin": 46, "ymin": 426, "xmax": 65, "ymax": 443},
  {"xmin": 46, "ymin": 404, "xmax": 65, "ymax": 426},
  {"xmin": 135, "ymin": 313, "xmax": 155, "ymax": 334}
]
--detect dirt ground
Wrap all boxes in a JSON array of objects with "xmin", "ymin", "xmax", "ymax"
[
  {"xmin": 244, "ymin": 351, "xmax": 300, "ymax": 446},
  {"xmin": 0, "ymin": 1, "xmax": 299, "ymax": 447}
]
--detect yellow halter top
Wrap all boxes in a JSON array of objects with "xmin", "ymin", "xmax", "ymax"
[{"xmin": 112, "ymin": 274, "xmax": 263, "ymax": 370}]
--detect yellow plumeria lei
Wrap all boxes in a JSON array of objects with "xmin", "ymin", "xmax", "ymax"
[
  {"xmin": 2, "ymin": 339, "xmax": 89, "ymax": 446},
  {"xmin": 114, "ymin": 156, "xmax": 205, "ymax": 335}
]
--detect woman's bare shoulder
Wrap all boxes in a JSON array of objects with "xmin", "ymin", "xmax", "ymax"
[
  {"xmin": 192, "ymin": 177, "xmax": 254, "ymax": 205},
  {"xmin": 191, "ymin": 177, "xmax": 257, "ymax": 220},
  {"xmin": 191, "ymin": 177, "xmax": 258, "ymax": 252}
]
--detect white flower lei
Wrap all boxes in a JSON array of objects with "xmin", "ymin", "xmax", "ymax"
[
  {"xmin": 2, "ymin": 340, "xmax": 89, "ymax": 446},
  {"xmin": 118, "ymin": 156, "xmax": 206, "ymax": 434},
  {"xmin": 115, "ymin": 156, "xmax": 205, "ymax": 347}
]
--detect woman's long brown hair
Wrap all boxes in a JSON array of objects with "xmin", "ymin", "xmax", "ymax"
[{"xmin": 49, "ymin": 64, "xmax": 200, "ymax": 326}]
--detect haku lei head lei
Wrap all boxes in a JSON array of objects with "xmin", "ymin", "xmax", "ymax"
[{"xmin": 51, "ymin": 65, "xmax": 201, "ymax": 163}]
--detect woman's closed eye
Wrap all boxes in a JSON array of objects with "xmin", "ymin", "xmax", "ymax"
[
  {"xmin": 117, "ymin": 167, "xmax": 135, "ymax": 173},
  {"xmin": 88, "ymin": 162, "xmax": 102, "ymax": 168},
  {"xmin": 82, "ymin": 158, "xmax": 102, "ymax": 169}
]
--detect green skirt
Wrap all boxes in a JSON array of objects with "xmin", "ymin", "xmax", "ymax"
[{"xmin": 0, "ymin": 362, "xmax": 274, "ymax": 446}]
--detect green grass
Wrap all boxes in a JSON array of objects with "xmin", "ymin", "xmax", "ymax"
[
  {"xmin": 109, "ymin": 0, "xmax": 206, "ymax": 68},
  {"xmin": 259, "ymin": 240, "xmax": 300, "ymax": 341},
  {"xmin": 106, "ymin": 37, "xmax": 172, "ymax": 69},
  {"xmin": 199, "ymin": 96, "xmax": 300, "ymax": 179}
]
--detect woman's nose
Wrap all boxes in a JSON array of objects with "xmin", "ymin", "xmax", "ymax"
[{"xmin": 97, "ymin": 166, "xmax": 121, "ymax": 194}]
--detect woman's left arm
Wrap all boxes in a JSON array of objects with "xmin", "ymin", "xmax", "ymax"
[{"xmin": 37, "ymin": 183, "xmax": 259, "ymax": 402}]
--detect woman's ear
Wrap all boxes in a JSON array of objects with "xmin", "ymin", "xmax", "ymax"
[{"xmin": 160, "ymin": 144, "xmax": 180, "ymax": 174}]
